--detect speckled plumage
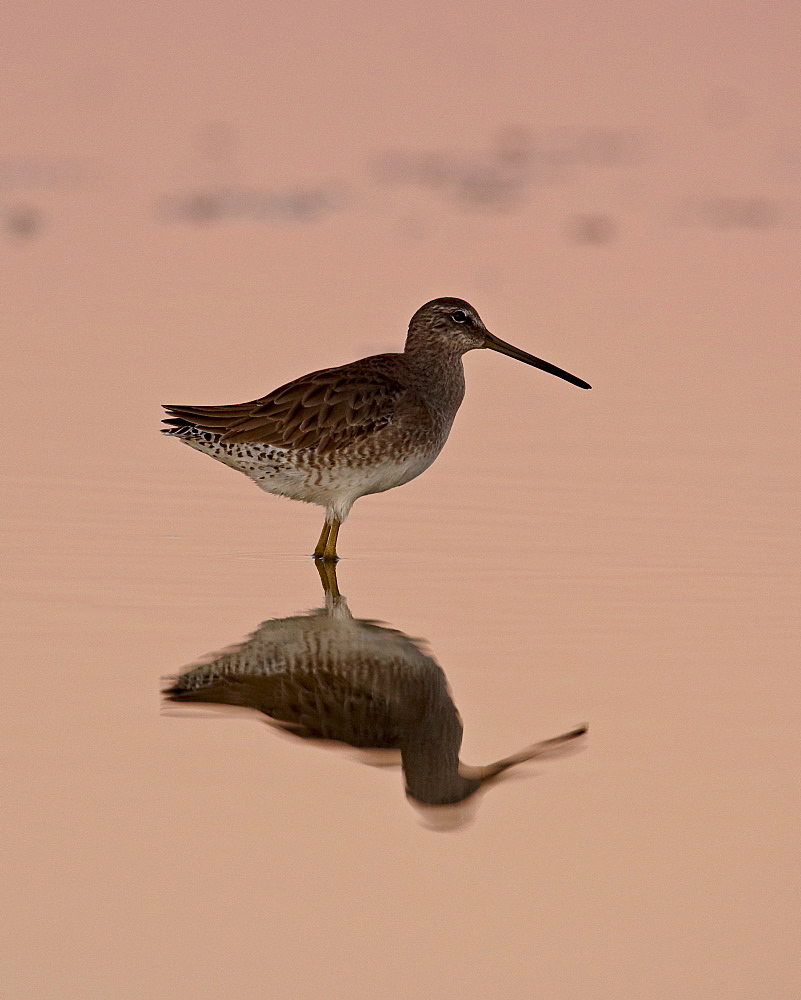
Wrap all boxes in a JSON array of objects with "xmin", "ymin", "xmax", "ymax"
[{"xmin": 162, "ymin": 297, "xmax": 590, "ymax": 558}]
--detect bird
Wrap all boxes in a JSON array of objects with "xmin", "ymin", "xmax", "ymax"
[
  {"xmin": 162, "ymin": 297, "xmax": 590, "ymax": 560},
  {"xmin": 164, "ymin": 558, "xmax": 586, "ymax": 819}
]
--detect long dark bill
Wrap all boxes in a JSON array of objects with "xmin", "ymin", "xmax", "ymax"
[{"xmin": 484, "ymin": 332, "xmax": 591, "ymax": 389}]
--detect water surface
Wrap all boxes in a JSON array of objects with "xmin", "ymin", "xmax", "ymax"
[{"xmin": 2, "ymin": 2, "xmax": 799, "ymax": 995}]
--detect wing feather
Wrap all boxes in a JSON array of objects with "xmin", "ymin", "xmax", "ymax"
[{"xmin": 163, "ymin": 362, "xmax": 422, "ymax": 453}]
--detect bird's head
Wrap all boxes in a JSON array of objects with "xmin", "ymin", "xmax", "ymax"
[{"xmin": 406, "ymin": 297, "xmax": 591, "ymax": 389}]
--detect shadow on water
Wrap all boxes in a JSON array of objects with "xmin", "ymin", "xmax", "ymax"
[{"xmin": 163, "ymin": 561, "xmax": 586, "ymax": 830}]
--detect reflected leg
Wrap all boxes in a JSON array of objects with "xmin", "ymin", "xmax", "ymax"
[{"xmin": 314, "ymin": 557, "xmax": 341, "ymax": 599}]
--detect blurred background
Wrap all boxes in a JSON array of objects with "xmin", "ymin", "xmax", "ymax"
[{"xmin": 2, "ymin": 2, "xmax": 799, "ymax": 998}]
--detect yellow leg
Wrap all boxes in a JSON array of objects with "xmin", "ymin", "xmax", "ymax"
[
  {"xmin": 313, "ymin": 516, "xmax": 341, "ymax": 561},
  {"xmin": 322, "ymin": 517, "xmax": 341, "ymax": 562},
  {"xmin": 313, "ymin": 520, "xmax": 331, "ymax": 559}
]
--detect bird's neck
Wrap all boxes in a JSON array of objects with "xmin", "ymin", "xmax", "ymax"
[
  {"xmin": 397, "ymin": 690, "xmax": 478, "ymax": 806},
  {"xmin": 400, "ymin": 715, "xmax": 480, "ymax": 805},
  {"xmin": 402, "ymin": 342, "xmax": 466, "ymax": 415}
]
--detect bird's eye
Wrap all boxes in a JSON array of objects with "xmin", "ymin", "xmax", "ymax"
[{"xmin": 451, "ymin": 310, "xmax": 467, "ymax": 323}]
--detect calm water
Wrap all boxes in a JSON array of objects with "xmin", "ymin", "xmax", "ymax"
[{"xmin": 3, "ymin": 372, "xmax": 797, "ymax": 997}]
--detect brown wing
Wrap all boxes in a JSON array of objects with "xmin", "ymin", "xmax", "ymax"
[
  {"xmin": 164, "ymin": 669, "xmax": 401, "ymax": 748},
  {"xmin": 163, "ymin": 364, "xmax": 420, "ymax": 453}
]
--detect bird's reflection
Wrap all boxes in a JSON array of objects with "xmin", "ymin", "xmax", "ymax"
[{"xmin": 164, "ymin": 562, "xmax": 585, "ymax": 828}]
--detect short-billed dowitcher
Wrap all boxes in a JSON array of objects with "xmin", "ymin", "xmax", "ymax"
[
  {"xmin": 164, "ymin": 559, "xmax": 586, "ymax": 817},
  {"xmin": 162, "ymin": 297, "xmax": 590, "ymax": 559}
]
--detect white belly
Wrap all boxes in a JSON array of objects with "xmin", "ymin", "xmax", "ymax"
[{"xmin": 180, "ymin": 432, "xmax": 441, "ymax": 520}]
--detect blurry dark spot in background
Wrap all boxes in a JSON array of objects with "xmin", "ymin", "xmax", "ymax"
[
  {"xmin": 5, "ymin": 203, "xmax": 44, "ymax": 241},
  {"xmin": 182, "ymin": 191, "xmax": 224, "ymax": 224},
  {"xmin": 155, "ymin": 185, "xmax": 345, "ymax": 225},
  {"xmin": 456, "ymin": 164, "xmax": 525, "ymax": 211},
  {"xmin": 706, "ymin": 197, "xmax": 777, "ymax": 228},
  {"xmin": 674, "ymin": 195, "xmax": 798, "ymax": 230},
  {"xmin": 371, "ymin": 127, "xmax": 647, "ymax": 219},
  {"xmin": 0, "ymin": 156, "xmax": 87, "ymax": 189},
  {"xmin": 415, "ymin": 153, "xmax": 453, "ymax": 189},
  {"xmin": 569, "ymin": 212, "xmax": 617, "ymax": 244},
  {"xmin": 542, "ymin": 128, "xmax": 647, "ymax": 168},
  {"xmin": 494, "ymin": 125, "xmax": 533, "ymax": 167}
]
